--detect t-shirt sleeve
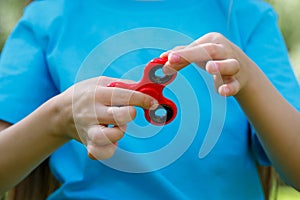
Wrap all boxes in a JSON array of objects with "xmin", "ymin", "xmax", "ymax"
[
  {"xmin": 242, "ymin": 5, "xmax": 300, "ymax": 165},
  {"xmin": 0, "ymin": 5, "xmax": 59, "ymax": 124}
]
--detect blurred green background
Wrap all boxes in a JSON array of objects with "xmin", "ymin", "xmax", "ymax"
[{"xmin": 0, "ymin": 0, "xmax": 299, "ymax": 199}]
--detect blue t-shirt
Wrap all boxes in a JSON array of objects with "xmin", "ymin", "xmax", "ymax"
[{"xmin": 0, "ymin": 0, "xmax": 299, "ymax": 199}]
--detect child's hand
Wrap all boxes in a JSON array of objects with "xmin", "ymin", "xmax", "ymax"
[
  {"xmin": 56, "ymin": 76, "xmax": 158, "ymax": 160},
  {"xmin": 162, "ymin": 32, "xmax": 257, "ymax": 97}
]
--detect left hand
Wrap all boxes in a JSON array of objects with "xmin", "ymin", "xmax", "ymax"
[{"xmin": 161, "ymin": 32, "xmax": 258, "ymax": 97}]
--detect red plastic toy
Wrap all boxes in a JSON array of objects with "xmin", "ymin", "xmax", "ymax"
[{"xmin": 107, "ymin": 57, "xmax": 177, "ymax": 126}]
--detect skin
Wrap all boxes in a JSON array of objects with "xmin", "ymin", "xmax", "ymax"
[
  {"xmin": 0, "ymin": 76, "xmax": 158, "ymax": 193},
  {"xmin": 161, "ymin": 32, "xmax": 300, "ymax": 190}
]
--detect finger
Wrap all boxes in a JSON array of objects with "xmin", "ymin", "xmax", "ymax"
[
  {"xmin": 217, "ymin": 78, "xmax": 241, "ymax": 97},
  {"xmin": 163, "ymin": 43, "xmax": 226, "ymax": 74},
  {"xmin": 160, "ymin": 46, "xmax": 187, "ymax": 58},
  {"xmin": 162, "ymin": 53, "xmax": 185, "ymax": 75},
  {"xmin": 87, "ymin": 142, "xmax": 117, "ymax": 160},
  {"xmin": 87, "ymin": 125, "xmax": 126, "ymax": 146},
  {"xmin": 95, "ymin": 87, "xmax": 158, "ymax": 109},
  {"xmin": 162, "ymin": 32, "xmax": 229, "ymax": 74},
  {"xmin": 206, "ymin": 59, "xmax": 240, "ymax": 76},
  {"xmin": 176, "ymin": 43, "xmax": 227, "ymax": 63},
  {"xmin": 96, "ymin": 106, "xmax": 136, "ymax": 125},
  {"xmin": 87, "ymin": 125, "xmax": 126, "ymax": 160},
  {"xmin": 160, "ymin": 46, "xmax": 189, "ymax": 75}
]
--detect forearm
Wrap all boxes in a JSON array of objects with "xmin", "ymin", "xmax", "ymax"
[
  {"xmin": 0, "ymin": 96, "xmax": 70, "ymax": 193},
  {"xmin": 0, "ymin": 76, "xmax": 156, "ymax": 193},
  {"xmin": 163, "ymin": 32, "xmax": 300, "ymax": 189},
  {"xmin": 235, "ymin": 62, "xmax": 300, "ymax": 189}
]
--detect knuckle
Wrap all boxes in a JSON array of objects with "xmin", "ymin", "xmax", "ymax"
[
  {"xmin": 207, "ymin": 44, "xmax": 219, "ymax": 58},
  {"xmin": 100, "ymin": 76, "xmax": 109, "ymax": 83},
  {"xmin": 210, "ymin": 32, "xmax": 225, "ymax": 42},
  {"xmin": 114, "ymin": 109, "xmax": 127, "ymax": 124},
  {"xmin": 115, "ymin": 107, "xmax": 135, "ymax": 125},
  {"xmin": 115, "ymin": 89, "xmax": 131, "ymax": 103},
  {"xmin": 140, "ymin": 94, "xmax": 151, "ymax": 108},
  {"xmin": 94, "ymin": 132, "xmax": 107, "ymax": 143},
  {"xmin": 229, "ymin": 59, "xmax": 240, "ymax": 74},
  {"xmin": 205, "ymin": 32, "xmax": 220, "ymax": 41},
  {"xmin": 129, "ymin": 91, "xmax": 144, "ymax": 106},
  {"xmin": 88, "ymin": 126, "xmax": 105, "ymax": 142},
  {"xmin": 95, "ymin": 87, "xmax": 107, "ymax": 101},
  {"xmin": 106, "ymin": 107, "xmax": 115, "ymax": 119},
  {"xmin": 87, "ymin": 127, "xmax": 97, "ymax": 141}
]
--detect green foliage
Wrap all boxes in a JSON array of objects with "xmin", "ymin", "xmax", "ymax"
[
  {"xmin": 266, "ymin": 0, "xmax": 300, "ymax": 50},
  {"xmin": 0, "ymin": 0, "xmax": 28, "ymax": 51},
  {"xmin": 265, "ymin": 0, "xmax": 300, "ymax": 78}
]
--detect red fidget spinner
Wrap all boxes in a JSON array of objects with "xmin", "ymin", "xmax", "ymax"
[{"xmin": 107, "ymin": 57, "xmax": 177, "ymax": 126}]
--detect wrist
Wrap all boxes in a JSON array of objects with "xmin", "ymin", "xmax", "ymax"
[
  {"xmin": 234, "ymin": 58, "xmax": 259, "ymax": 100},
  {"xmin": 44, "ymin": 94, "xmax": 73, "ymax": 142}
]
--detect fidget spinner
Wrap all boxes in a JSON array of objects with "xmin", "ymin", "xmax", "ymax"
[{"xmin": 107, "ymin": 57, "xmax": 177, "ymax": 126}]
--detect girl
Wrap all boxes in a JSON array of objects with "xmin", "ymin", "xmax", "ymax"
[{"xmin": 1, "ymin": 0, "xmax": 299, "ymax": 199}]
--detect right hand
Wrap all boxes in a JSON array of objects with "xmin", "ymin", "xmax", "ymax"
[{"xmin": 55, "ymin": 76, "xmax": 158, "ymax": 160}]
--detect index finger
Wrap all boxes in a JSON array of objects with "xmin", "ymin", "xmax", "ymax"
[
  {"xmin": 96, "ymin": 87, "xmax": 158, "ymax": 110},
  {"xmin": 162, "ymin": 32, "xmax": 230, "ymax": 74},
  {"xmin": 163, "ymin": 43, "xmax": 226, "ymax": 74}
]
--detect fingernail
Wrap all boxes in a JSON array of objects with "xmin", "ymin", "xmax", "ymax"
[
  {"xmin": 224, "ymin": 87, "xmax": 230, "ymax": 95},
  {"xmin": 150, "ymin": 100, "xmax": 159, "ymax": 110},
  {"xmin": 219, "ymin": 86, "xmax": 230, "ymax": 96},
  {"xmin": 168, "ymin": 53, "xmax": 181, "ymax": 63}
]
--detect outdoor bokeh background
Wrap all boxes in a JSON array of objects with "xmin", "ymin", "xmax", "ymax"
[
  {"xmin": 0, "ymin": 0, "xmax": 299, "ymax": 199},
  {"xmin": 1, "ymin": 0, "xmax": 299, "ymax": 79}
]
